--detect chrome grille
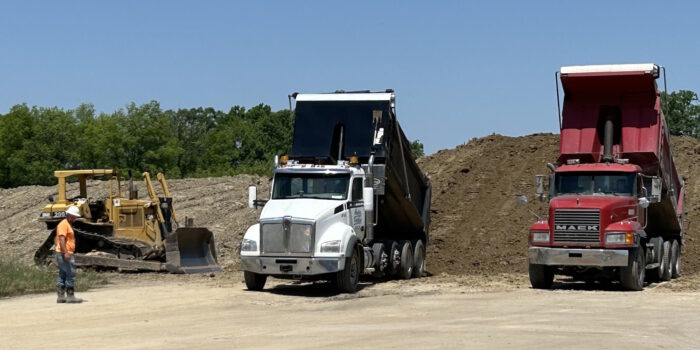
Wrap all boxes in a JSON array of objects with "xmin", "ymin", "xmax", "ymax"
[
  {"xmin": 553, "ymin": 209, "xmax": 601, "ymax": 243},
  {"xmin": 260, "ymin": 220, "xmax": 314, "ymax": 255},
  {"xmin": 261, "ymin": 223, "xmax": 285, "ymax": 253}
]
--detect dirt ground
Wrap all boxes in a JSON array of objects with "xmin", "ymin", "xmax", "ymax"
[
  {"xmin": 2, "ymin": 274, "xmax": 700, "ymax": 350},
  {"xmin": 0, "ymin": 134, "xmax": 699, "ymax": 349}
]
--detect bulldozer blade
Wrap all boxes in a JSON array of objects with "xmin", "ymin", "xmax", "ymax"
[{"xmin": 164, "ymin": 227, "xmax": 221, "ymax": 274}]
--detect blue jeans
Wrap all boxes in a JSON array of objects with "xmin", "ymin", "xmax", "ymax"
[{"xmin": 55, "ymin": 253, "xmax": 76, "ymax": 288}]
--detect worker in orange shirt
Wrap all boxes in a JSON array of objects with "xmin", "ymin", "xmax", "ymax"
[{"xmin": 55, "ymin": 205, "xmax": 83, "ymax": 303}]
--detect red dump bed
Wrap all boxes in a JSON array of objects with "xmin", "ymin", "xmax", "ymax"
[{"xmin": 558, "ymin": 64, "xmax": 684, "ymax": 233}]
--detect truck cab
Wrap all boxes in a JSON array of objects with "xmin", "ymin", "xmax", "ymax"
[{"xmin": 241, "ymin": 160, "xmax": 369, "ymax": 279}]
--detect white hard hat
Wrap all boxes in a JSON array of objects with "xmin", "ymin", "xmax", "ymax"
[{"xmin": 66, "ymin": 206, "xmax": 81, "ymax": 218}]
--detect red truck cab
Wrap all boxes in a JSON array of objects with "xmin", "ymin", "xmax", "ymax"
[{"xmin": 527, "ymin": 64, "xmax": 685, "ymax": 291}]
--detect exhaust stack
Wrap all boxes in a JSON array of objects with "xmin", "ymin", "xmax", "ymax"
[{"xmin": 602, "ymin": 115, "xmax": 614, "ymax": 163}]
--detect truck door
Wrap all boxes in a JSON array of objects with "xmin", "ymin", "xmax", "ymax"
[{"xmin": 349, "ymin": 177, "xmax": 366, "ymax": 240}]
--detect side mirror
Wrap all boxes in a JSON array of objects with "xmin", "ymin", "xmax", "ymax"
[
  {"xmin": 517, "ymin": 195, "xmax": 542, "ymax": 221},
  {"xmin": 638, "ymin": 197, "xmax": 650, "ymax": 209},
  {"xmin": 248, "ymin": 186, "xmax": 257, "ymax": 209},
  {"xmin": 650, "ymin": 177, "xmax": 662, "ymax": 202},
  {"xmin": 363, "ymin": 187, "xmax": 374, "ymax": 211},
  {"xmin": 535, "ymin": 175, "xmax": 545, "ymax": 201}
]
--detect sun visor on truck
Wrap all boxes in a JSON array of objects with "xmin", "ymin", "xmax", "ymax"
[{"xmin": 290, "ymin": 100, "xmax": 390, "ymax": 163}]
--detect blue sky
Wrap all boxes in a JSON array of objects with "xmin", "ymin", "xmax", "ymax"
[{"xmin": 1, "ymin": 1, "xmax": 698, "ymax": 154}]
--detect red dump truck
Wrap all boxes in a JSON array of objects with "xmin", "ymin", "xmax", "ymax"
[{"xmin": 525, "ymin": 63, "xmax": 686, "ymax": 291}]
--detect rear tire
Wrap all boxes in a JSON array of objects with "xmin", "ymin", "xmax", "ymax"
[
  {"xmin": 620, "ymin": 247, "xmax": 645, "ymax": 291},
  {"xmin": 660, "ymin": 240, "xmax": 672, "ymax": 281},
  {"xmin": 671, "ymin": 240, "xmax": 681, "ymax": 278},
  {"xmin": 244, "ymin": 271, "xmax": 267, "ymax": 291},
  {"xmin": 412, "ymin": 240, "xmax": 426, "ymax": 278},
  {"xmin": 336, "ymin": 246, "xmax": 360, "ymax": 293},
  {"xmin": 528, "ymin": 263, "xmax": 554, "ymax": 289},
  {"xmin": 385, "ymin": 241, "xmax": 400, "ymax": 277},
  {"xmin": 398, "ymin": 241, "xmax": 413, "ymax": 279}
]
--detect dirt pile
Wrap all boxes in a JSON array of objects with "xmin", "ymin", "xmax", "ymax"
[
  {"xmin": 418, "ymin": 134, "xmax": 700, "ymax": 275},
  {"xmin": 0, "ymin": 175, "xmax": 269, "ymax": 272}
]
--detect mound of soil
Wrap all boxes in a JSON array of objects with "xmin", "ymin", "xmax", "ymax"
[{"xmin": 418, "ymin": 134, "xmax": 700, "ymax": 275}]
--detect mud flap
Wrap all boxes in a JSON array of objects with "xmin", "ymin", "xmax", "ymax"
[{"xmin": 165, "ymin": 227, "xmax": 221, "ymax": 274}]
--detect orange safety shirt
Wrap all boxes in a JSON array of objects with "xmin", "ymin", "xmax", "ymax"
[{"xmin": 55, "ymin": 219, "xmax": 75, "ymax": 253}]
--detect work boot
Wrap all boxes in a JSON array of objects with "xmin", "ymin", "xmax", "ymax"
[
  {"xmin": 65, "ymin": 287, "xmax": 83, "ymax": 304},
  {"xmin": 56, "ymin": 286, "xmax": 66, "ymax": 303}
]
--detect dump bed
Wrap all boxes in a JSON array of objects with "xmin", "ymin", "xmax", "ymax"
[
  {"xmin": 290, "ymin": 91, "xmax": 431, "ymax": 241},
  {"xmin": 558, "ymin": 64, "xmax": 684, "ymax": 233}
]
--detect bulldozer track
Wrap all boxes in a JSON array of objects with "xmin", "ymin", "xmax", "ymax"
[{"xmin": 34, "ymin": 224, "xmax": 163, "ymax": 268}]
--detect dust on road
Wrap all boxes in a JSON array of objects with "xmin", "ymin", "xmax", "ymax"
[{"xmin": 2, "ymin": 274, "xmax": 699, "ymax": 350}]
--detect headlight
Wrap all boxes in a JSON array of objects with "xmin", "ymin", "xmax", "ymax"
[
  {"xmin": 241, "ymin": 239, "xmax": 258, "ymax": 252},
  {"xmin": 320, "ymin": 240, "xmax": 341, "ymax": 253},
  {"xmin": 605, "ymin": 232, "xmax": 634, "ymax": 245},
  {"xmin": 530, "ymin": 231, "xmax": 549, "ymax": 243}
]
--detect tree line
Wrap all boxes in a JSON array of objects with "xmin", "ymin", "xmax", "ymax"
[
  {"xmin": 0, "ymin": 101, "xmax": 427, "ymax": 188},
  {"xmin": 0, "ymin": 102, "xmax": 293, "ymax": 188}
]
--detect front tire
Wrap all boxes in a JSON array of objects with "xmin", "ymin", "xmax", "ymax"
[
  {"xmin": 620, "ymin": 247, "xmax": 645, "ymax": 291},
  {"xmin": 336, "ymin": 246, "xmax": 360, "ymax": 293},
  {"xmin": 528, "ymin": 263, "xmax": 554, "ymax": 289},
  {"xmin": 244, "ymin": 271, "xmax": 267, "ymax": 291},
  {"xmin": 671, "ymin": 240, "xmax": 681, "ymax": 278}
]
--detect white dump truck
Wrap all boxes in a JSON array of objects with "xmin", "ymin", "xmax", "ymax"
[{"xmin": 241, "ymin": 90, "xmax": 431, "ymax": 293}]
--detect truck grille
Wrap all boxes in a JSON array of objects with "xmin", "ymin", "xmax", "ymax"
[
  {"xmin": 260, "ymin": 220, "xmax": 314, "ymax": 255},
  {"xmin": 553, "ymin": 209, "xmax": 601, "ymax": 244}
]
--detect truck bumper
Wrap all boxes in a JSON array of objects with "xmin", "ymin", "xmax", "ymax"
[
  {"xmin": 240, "ymin": 256, "xmax": 345, "ymax": 275},
  {"xmin": 528, "ymin": 247, "xmax": 628, "ymax": 267}
]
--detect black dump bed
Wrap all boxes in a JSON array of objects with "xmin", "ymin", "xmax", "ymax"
[{"xmin": 290, "ymin": 93, "xmax": 431, "ymax": 242}]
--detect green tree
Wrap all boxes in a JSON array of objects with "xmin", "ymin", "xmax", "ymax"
[
  {"xmin": 661, "ymin": 90, "xmax": 700, "ymax": 138},
  {"xmin": 410, "ymin": 139, "xmax": 425, "ymax": 159}
]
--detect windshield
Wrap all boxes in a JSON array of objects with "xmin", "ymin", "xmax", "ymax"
[
  {"xmin": 555, "ymin": 172, "xmax": 636, "ymax": 197},
  {"xmin": 272, "ymin": 173, "xmax": 350, "ymax": 200}
]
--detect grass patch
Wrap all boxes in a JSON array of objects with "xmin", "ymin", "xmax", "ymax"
[{"xmin": 0, "ymin": 259, "xmax": 109, "ymax": 298}]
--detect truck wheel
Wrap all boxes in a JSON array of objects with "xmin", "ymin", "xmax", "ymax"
[
  {"xmin": 398, "ymin": 241, "xmax": 414, "ymax": 279},
  {"xmin": 528, "ymin": 264, "xmax": 553, "ymax": 289},
  {"xmin": 648, "ymin": 238, "xmax": 665, "ymax": 282},
  {"xmin": 412, "ymin": 240, "xmax": 425, "ymax": 278},
  {"xmin": 620, "ymin": 247, "xmax": 645, "ymax": 291},
  {"xmin": 660, "ymin": 240, "xmax": 672, "ymax": 281},
  {"xmin": 336, "ymin": 246, "xmax": 360, "ymax": 293},
  {"xmin": 671, "ymin": 240, "xmax": 681, "ymax": 278},
  {"xmin": 244, "ymin": 271, "xmax": 267, "ymax": 291},
  {"xmin": 371, "ymin": 243, "xmax": 386, "ymax": 277},
  {"xmin": 385, "ymin": 241, "xmax": 400, "ymax": 277}
]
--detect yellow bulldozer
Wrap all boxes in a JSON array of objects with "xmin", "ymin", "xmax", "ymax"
[{"xmin": 34, "ymin": 169, "xmax": 220, "ymax": 274}]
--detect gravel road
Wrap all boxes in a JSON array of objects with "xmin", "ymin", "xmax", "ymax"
[{"xmin": 2, "ymin": 274, "xmax": 699, "ymax": 350}]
